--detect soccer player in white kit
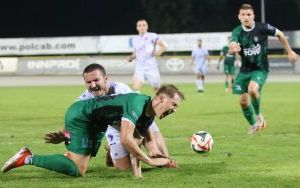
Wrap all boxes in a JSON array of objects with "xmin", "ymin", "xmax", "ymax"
[
  {"xmin": 128, "ymin": 19, "xmax": 168, "ymax": 92},
  {"xmin": 191, "ymin": 39, "xmax": 210, "ymax": 92}
]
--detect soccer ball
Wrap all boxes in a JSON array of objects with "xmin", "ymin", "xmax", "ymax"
[{"xmin": 191, "ymin": 131, "xmax": 213, "ymax": 154}]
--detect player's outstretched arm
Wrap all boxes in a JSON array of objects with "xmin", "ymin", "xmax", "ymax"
[
  {"xmin": 44, "ymin": 130, "xmax": 65, "ymax": 144},
  {"xmin": 277, "ymin": 30, "xmax": 298, "ymax": 64}
]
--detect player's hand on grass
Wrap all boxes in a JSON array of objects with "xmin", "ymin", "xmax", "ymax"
[
  {"xmin": 148, "ymin": 157, "xmax": 169, "ymax": 167},
  {"xmin": 148, "ymin": 149, "xmax": 164, "ymax": 158},
  {"xmin": 44, "ymin": 130, "xmax": 65, "ymax": 144},
  {"xmin": 149, "ymin": 157, "xmax": 178, "ymax": 168},
  {"xmin": 164, "ymin": 159, "xmax": 178, "ymax": 168}
]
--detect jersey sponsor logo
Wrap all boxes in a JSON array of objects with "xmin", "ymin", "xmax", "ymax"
[
  {"xmin": 225, "ymin": 53, "xmax": 234, "ymax": 58},
  {"xmin": 243, "ymin": 44, "xmax": 261, "ymax": 56}
]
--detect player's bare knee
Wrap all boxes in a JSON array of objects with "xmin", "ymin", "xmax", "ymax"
[
  {"xmin": 239, "ymin": 96, "xmax": 249, "ymax": 108},
  {"xmin": 248, "ymin": 82, "xmax": 259, "ymax": 95},
  {"xmin": 248, "ymin": 87, "xmax": 258, "ymax": 96},
  {"xmin": 113, "ymin": 156, "xmax": 131, "ymax": 170}
]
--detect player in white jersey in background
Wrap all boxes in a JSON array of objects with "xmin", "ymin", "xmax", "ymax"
[
  {"xmin": 191, "ymin": 39, "xmax": 210, "ymax": 93},
  {"xmin": 127, "ymin": 19, "xmax": 168, "ymax": 93},
  {"xmin": 127, "ymin": 19, "xmax": 169, "ymax": 160},
  {"xmin": 45, "ymin": 63, "xmax": 172, "ymax": 171}
]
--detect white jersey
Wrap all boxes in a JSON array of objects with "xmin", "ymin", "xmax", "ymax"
[
  {"xmin": 192, "ymin": 47, "xmax": 209, "ymax": 67},
  {"xmin": 77, "ymin": 81, "xmax": 132, "ymax": 101},
  {"xmin": 132, "ymin": 32, "xmax": 160, "ymax": 69}
]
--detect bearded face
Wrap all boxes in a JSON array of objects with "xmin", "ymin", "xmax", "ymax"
[{"xmin": 83, "ymin": 69, "xmax": 108, "ymax": 97}]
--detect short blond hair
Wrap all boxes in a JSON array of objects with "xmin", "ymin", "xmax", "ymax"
[{"xmin": 156, "ymin": 84, "xmax": 185, "ymax": 100}]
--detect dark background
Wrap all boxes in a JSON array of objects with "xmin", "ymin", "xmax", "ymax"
[{"xmin": 0, "ymin": 0, "xmax": 299, "ymax": 38}]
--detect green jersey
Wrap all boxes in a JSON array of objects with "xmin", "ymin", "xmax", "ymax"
[
  {"xmin": 66, "ymin": 93, "xmax": 154, "ymax": 137},
  {"xmin": 221, "ymin": 46, "xmax": 235, "ymax": 66},
  {"xmin": 231, "ymin": 22, "xmax": 277, "ymax": 72}
]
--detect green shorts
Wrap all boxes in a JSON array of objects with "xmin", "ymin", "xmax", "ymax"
[
  {"xmin": 224, "ymin": 64, "xmax": 235, "ymax": 75},
  {"xmin": 64, "ymin": 101, "xmax": 104, "ymax": 157},
  {"xmin": 233, "ymin": 70, "xmax": 268, "ymax": 94}
]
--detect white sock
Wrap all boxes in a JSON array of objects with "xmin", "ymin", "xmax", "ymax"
[
  {"xmin": 200, "ymin": 80, "xmax": 204, "ymax": 90},
  {"xmin": 24, "ymin": 155, "xmax": 33, "ymax": 165},
  {"xmin": 196, "ymin": 80, "xmax": 203, "ymax": 90},
  {"xmin": 257, "ymin": 114, "xmax": 264, "ymax": 125}
]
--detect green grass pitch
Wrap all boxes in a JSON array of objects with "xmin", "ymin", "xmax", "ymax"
[{"xmin": 0, "ymin": 83, "xmax": 299, "ymax": 187}]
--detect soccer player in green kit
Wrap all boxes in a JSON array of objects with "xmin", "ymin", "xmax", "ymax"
[
  {"xmin": 1, "ymin": 85, "xmax": 184, "ymax": 177},
  {"xmin": 229, "ymin": 4, "xmax": 298, "ymax": 134},
  {"xmin": 217, "ymin": 36, "xmax": 238, "ymax": 93}
]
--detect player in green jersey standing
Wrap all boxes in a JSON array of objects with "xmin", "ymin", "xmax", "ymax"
[
  {"xmin": 1, "ymin": 85, "xmax": 184, "ymax": 177},
  {"xmin": 217, "ymin": 36, "xmax": 238, "ymax": 93},
  {"xmin": 229, "ymin": 4, "xmax": 298, "ymax": 134}
]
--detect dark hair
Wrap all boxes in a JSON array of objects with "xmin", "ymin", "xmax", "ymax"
[
  {"xmin": 136, "ymin": 19, "xmax": 148, "ymax": 26},
  {"xmin": 239, "ymin": 4, "xmax": 254, "ymax": 11},
  {"xmin": 83, "ymin": 63, "xmax": 106, "ymax": 76},
  {"xmin": 156, "ymin": 84, "xmax": 185, "ymax": 100}
]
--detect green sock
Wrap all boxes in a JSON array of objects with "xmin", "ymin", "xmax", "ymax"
[
  {"xmin": 242, "ymin": 104, "xmax": 257, "ymax": 126},
  {"xmin": 225, "ymin": 81, "xmax": 229, "ymax": 89},
  {"xmin": 32, "ymin": 154, "xmax": 80, "ymax": 177},
  {"xmin": 251, "ymin": 96, "xmax": 260, "ymax": 115}
]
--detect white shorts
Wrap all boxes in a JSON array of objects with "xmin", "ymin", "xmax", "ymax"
[
  {"xmin": 134, "ymin": 67, "xmax": 161, "ymax": 88},
  {"xmin": 194, "ymin": 64, "xmax": 207, "ymax": 75},
  {"xmin": 105, "ymin": 126, "xmax": 129, "ymax": 160}
]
